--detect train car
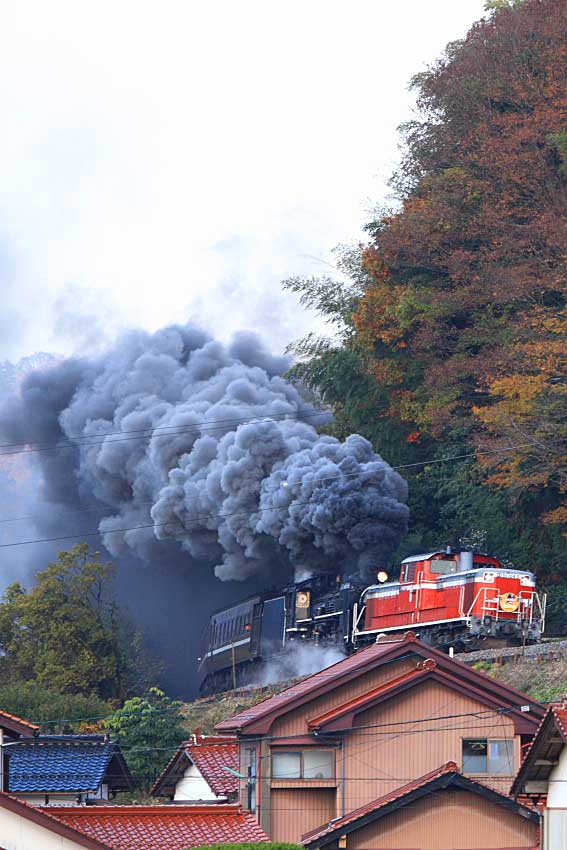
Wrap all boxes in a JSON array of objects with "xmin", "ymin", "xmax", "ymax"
[
  {"xmin": 197, "ymin": 573, "xmax": 362, "ymax": 695},
  {"xmin": 197, "ymin": 547, "xmax": 547, "ymax": 695},
  {"xmin": 353, "ymin": 549, "xmax": 546, "ymax": 650}
]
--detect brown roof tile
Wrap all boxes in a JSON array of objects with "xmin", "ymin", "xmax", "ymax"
[
  {"xmin": 216, "ymin": 634, "xmax": 545, "ymax": 735},
  {"xmin": 302, "ymin": 763, "xmax": 539, "ymax": 846}
]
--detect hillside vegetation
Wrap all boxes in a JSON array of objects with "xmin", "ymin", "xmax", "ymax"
[{"xmin": 285, "ymin": 0, "xmax": 567, "ymax": 615}]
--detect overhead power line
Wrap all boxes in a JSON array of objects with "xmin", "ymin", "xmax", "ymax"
[
  {"xmin": 6, "ymin": 701, "xmax": 531, "ymax": 742},
  {"xmin": 0, "ymin": 409, "xmax": 334, "ymax": 458},
  {"xmin": 0, "ymin": 440, "xmax": 546, "ymax": 545}
]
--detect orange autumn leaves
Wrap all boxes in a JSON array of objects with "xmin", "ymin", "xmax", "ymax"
[{"xmin": 353, "ymin": 0, "xmax": 567, "ymax": 530}]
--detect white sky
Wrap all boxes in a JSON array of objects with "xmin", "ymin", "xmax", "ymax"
[{"xmin": 0, "ymin": 0, "xmax": 486, "ymax": 361}]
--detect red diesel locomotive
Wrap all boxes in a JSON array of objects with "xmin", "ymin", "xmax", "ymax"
[
  {"xmin": 352, "ymin": 548, "xmax": 546, "ymax": 650},
  {"xmin": 198, "ymin": 546, "xmax": 547, "ymax": 694}
]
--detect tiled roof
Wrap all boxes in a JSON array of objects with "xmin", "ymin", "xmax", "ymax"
[
  {"xmin": 151, "ymin": 734, "xmax": 239, "ymax": 798},
  {"xmin": 552, "ymin": 705, "xmax": 567, "ymax": 740},
  {"xmin": 216, "ymin": 633, "xmax": 545, "ymax": 735},
  {"xmin": 216, "ymin": 637, "xmax": 408, "ymax": 733},
  {"xmin": 46, "ymin": 803, "xmax": 270, "ymax": 850},
  {"xmin": 302, "ymin": 762, "xmax": 539, "ymax": 847},
  {"xmin": 0, "ymin": 708, "xmax": 39, "ymax": 737},
  {"xmin": 6, "ymin": 735, "xmax": 133, "ymax": 793}
]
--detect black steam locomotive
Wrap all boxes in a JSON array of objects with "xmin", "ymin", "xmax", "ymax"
[
  {"xmin": 197, "ymin": 547, "xmax": 546, "ymax": 696},
  {"xmin": 198, "ymin": 573, "xmax": 362, "ymax": 696}
]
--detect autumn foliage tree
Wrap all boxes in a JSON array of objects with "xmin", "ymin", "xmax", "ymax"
[
  {"xmin": 355, "ymin": 0, "xmax": 567, "ymax": 535},
  {"xmin": 283, "ymin": 0, "xmax": 567, "ymax": 594}
]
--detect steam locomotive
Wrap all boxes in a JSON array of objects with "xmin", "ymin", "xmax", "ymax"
[{"xmin": 197, "ymin": 547, "xmax": 546, "ymax": 696}]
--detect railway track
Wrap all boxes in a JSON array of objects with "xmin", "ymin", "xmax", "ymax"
[
  {"xmin": 192, "ymin": 640, "xmax": 567, "ymax": 703},
  {"xmin": 456, "ymin": 638, "xmax": 567, "ymax": 666}
]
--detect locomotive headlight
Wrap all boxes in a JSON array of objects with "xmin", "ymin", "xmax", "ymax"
[
  {"xmin": 377, "ymin": 571, "xmax": 389, "ymax": 584},
  {"xmin": 483, "ymin": 572, "xmax": 495, "ymax": 582},
  {"xmin": 520, "ymin": 575, "xmax": 533, "ymax": 586},
  {"xmin": 296, "ymin": 591, "xmax": 310, "ymax": 608}
]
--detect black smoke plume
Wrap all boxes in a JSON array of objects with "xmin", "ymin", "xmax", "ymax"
[
  {"xmin": 0, "ymin": 324, "xmax": 408, "ymax": 582},
  {"xmin": 0, "ymin": 324, "xmax": 408, "ymax": 693}
]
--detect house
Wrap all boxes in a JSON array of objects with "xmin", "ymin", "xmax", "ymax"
[
  {"xmin": 0, "ymin": 790, "xmax": 112, "ymax": 850},
  {"xmin": 151, "ymin": 733, "xmax": 239, "ymax": 802},
  {"xmin": 3, "ymin": 734, "xmax": 133, "ymax": 805},
  {"xmin": 0, "ymin": 792, "xmax": 269, "ymax": 850},
  {"xmin": 45, "ymin": 802, "xmax": 270, "ymax": 849},
  {"xmin": 511, "ymin": 701, "xmax": 567, "ymax": 848},
  {"xmin": 0, "ymin": 709, "xmax": 40, "ymax": 793},
  {"xmin": 301, "ymin": 762, "xmax": 540, "ymax": 850},
  {"xmin": 216, "ymin": 632, "xmax": 546, "ymax": 844}
]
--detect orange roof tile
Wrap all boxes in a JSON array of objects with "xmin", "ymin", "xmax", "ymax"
[
  {"xmin": 46, "ymin": 803, "xmax": 269, "ymax": 850},
  {"xmin": 152, "ymin": 734, "xmax": 239, "ymax": 798},
  {"xmin": 187, "ymin": 735, "xmax": 239, "ymax": 797},
  {"xmin": 0, "ymin": 708, "xmax": 39, "ymax": 736}
]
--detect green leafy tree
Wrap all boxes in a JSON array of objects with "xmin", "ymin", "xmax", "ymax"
[
  {"xmin": 105, "ymin": 687, "xmax": 186, "ymax": 789},
  {"xmin": 0, "ymin": 544, "xmax": 151, "ymax": 701},
  {"xmin": 0, "ymin": 682, "xmax": 111, "ymax": 733}
]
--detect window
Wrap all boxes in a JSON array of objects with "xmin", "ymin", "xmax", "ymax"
[
  {"xmin": 272, "ymin": 752, "xmax": 301, "ymax": 779},
  {"xmin": 401, "ymin": 563, "xmax": 416, "ymax": 583},
  {"xmin": 462, "ymin": 739, "xmax": 514, "ymax": 775},
  {"xmin": 244, "ymin": 748, "xmax": 257, "ymax": 813},
  {"xmin": 272, "ymin": 750, "xmax": 334, "ymax": 780},
  {"xmin": 430, "ymin": 558, "xmax": 457, "ymax": 575},
  {"xmin": 303, "ymin": 750, "xmax": 334, "ymax": 779}
]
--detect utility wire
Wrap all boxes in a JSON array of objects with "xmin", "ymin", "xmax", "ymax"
[
  {"xmin": 0, "ymin": 410, "xmax": 332, "ymax": 457},
  {"xmin": 17, "ymin": 701, "xmax": 536, "ymax": 739},
  {"xmin": 0, "ymin": 442, "xmax": 544, "ymax": 545}
]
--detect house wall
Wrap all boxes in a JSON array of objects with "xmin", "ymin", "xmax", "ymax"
[
  {"xmin": 174, "ymin": 762, "xmax": 219, "ymax": 802},
  {"xmin": 0, "ymin": 805, "xmax": 96, "ymax": 850},
  {"xmin": 543, "ymin": 748, "xmax": 567, "ymax": 849},
  {"xmin": 269, "ymin": 657, "xmax": 416, "ymax": 738},
  {"xmin": 269, "ymin": 787, "xmax": 335, "ymax": 843},
  {"xmin": 545, "ymin": 744, "xmax": 567, "ymax": 807},
  {"xmin": 344, "ymin": 790, "xmax": 539, "ymax": 850},
  {"xmin": 245, "ymin": 658, "xmax": 526, "ymax": 844},
  {"xmin": 17, "ymin": 794, "xmax": 82, "ymax": 807},
  {"xmin": 344, "ymin": 679, "xmax": 519, "ymax": 810}
]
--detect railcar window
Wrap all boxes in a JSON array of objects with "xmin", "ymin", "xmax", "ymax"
[
  {"xmin": 462, "ymin": 739, "xmax": 514, "ymax": 774},
  {"xmin": 402, "ymin": 564, "xmax": 416, "ymax": 582},
  {"xmin": 430, "ymin": 558, "xmax": 457, "ymax": 575}
]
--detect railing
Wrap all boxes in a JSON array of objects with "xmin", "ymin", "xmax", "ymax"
[{"xmin": 464, "ymin": 587, "xmax": 546, "ymax": 630}]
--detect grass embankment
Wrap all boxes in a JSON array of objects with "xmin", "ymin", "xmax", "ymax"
[
  {"xmin": 477, "ymin": 656, "xmax": 567, "ymax": 703},
  {"xmin": 180, "ymin": 683, "xmax": 294, "ymax": 735}
]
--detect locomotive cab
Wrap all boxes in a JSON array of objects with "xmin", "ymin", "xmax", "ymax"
[{"xmin": 356, "ymin": 548, "xmax": 546, "ymax": 650}]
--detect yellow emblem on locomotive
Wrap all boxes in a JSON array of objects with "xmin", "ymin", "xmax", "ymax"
[{"xmin": 499, "ymin": 592, "xmax": 519, "ymax": 612}]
